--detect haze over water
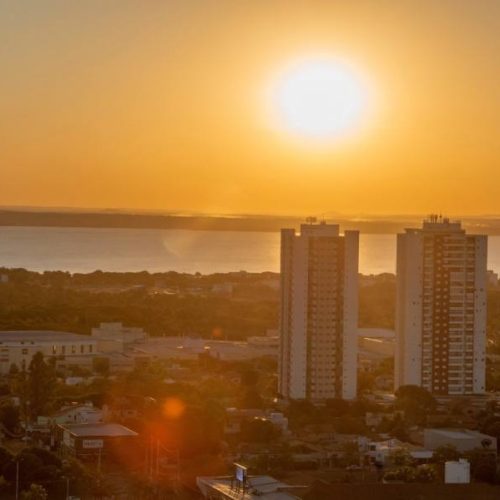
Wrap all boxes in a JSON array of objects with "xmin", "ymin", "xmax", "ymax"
[{"xmin": 2, "ymin": 226, "xmax": 500, "ymax": 275}]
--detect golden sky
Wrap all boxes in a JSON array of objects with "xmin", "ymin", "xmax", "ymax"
[{"xmin": 1, "ymin": 1, "xmax": 499, "ymax": 216}]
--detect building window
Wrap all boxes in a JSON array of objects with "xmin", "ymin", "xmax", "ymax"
[
  {"xmin": 21, "ymin": 348, "xmax": 28, "ymax": 355},
  {"xmin": 80, "ymin": 345, "xmax": 84, "ymax": 354},
  {"xmin": 52, "ymin": 345, "xmax": 57, "ymax": 355},
  {"xmin": 71, "ymin": 345, "xmax": 76, "ymax": 354},
  {"xmin": 89, "ymin": 345, "xmax": 93, "ymax": 353},
  {"xmin": 62, "ymin": 346, "xmax": 66, "ymax": 355}
]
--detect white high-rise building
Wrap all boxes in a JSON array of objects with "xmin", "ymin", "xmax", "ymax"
[
  {"xmin": 278, "ymin": 221, "xmax": 358, "ymax": 401},
  {"xmin": 396, "ymin": 216, "xmax": 487, "ymax": 395}
]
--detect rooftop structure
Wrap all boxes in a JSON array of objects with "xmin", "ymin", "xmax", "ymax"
[
  {"xmin": 58, "ymin": 422, "xmax": 139, "ymax": 459},
  {"xmin": 197, "ymin": 475, "xmax": 300, "ymax": 499},
  {"xmin": 91, "ymin": 322, "xmax": 147, "ymax": 344},
  {"xmin": 39, "ymin": 403, "xmax": 104, "ymax": 426},
  {"xmin": 424, "ymin": 428, "xmax": 496, "ymax": 453},
  {"xmin": 60, "ymin": 422, "xmax": 138, "ymax": 438},
  {"xmin": 0, "ymin": 330, "xmax": 92, "ymax": 343}
]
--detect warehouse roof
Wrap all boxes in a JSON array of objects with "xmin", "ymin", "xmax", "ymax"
[
  {"xmin": 59, "ymin": 423, "xmax": 138, "ymax": 437},
  {"xmin": 0, "ymin": 330, "xmax": 93, "ymax": 343}
]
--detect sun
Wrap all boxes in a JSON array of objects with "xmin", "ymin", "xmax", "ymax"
[{"xmin": 272, "ymin": 58, "xmax": 369, "ymax": 140}]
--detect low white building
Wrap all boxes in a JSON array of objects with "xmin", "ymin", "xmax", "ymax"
[
  {"xmin": 38, "ymin": 403, "xmax": 104, "ymax": 426},
  {"xmin": 197, "ymin": 475, "xmax": 299, "ymax": 499},
  {"xmin": 91, "ymin": 322, "xmax": 146, "ymax": 345},
  {"xmin": 445, "ymin": 459, "xmax": 470, "ymax": 484},
  {"xmin": 137, "ymin": 336, "xmax": 278, "ymax": 361},
  {"xmin": 0, "ymin": 331, "xmax": 97, "ymax": 374},
  {"xmin": 224, "ymin": 409, "xmax": 288, "ymax": 435},
  {"xmin": 424, "ymin": 428, "xmax": 497, "ymax": 453},
  {"xmin": 365, "ymin": 439, "xmax": 432, "ymax": 465}
]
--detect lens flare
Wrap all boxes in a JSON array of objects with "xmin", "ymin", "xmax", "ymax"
[{"xmin": 162, "ymin": 397, "xmax": 186, "ymax": 420}]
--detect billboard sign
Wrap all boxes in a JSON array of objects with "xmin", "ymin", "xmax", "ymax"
[{"xmin": 234, "ymin": 463, "xmax": 247, "ymax": 483}]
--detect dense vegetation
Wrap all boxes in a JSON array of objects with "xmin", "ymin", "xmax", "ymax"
[
  {"xmin": 1, "ymin": 267, "xmax": 500, "ymax": 353},
  {"xmin": 0, "ymin": 268, "xmax": 278, "ymax": 338}
]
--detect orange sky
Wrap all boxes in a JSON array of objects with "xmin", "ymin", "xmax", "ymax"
[{"xmin": 1, "ymin": 1, "xmax": 499, "ymax": 216}]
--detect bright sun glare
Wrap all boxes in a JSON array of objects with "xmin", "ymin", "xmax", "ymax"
[{"xmin": 274, "ymin": 59, "xmax": 368, "ymax": 140}]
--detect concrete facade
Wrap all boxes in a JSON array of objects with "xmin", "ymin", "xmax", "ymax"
[
  {"xmin": 0, "ymin": 330, "xmax": 96, "ymax": 374},
  {"xmin": 279, "ymin": 222, "xmax": 358, "ymax": 400},
  {"xmin": 396, "ymin": 217, "xmax": 487, "ymax": 395}
]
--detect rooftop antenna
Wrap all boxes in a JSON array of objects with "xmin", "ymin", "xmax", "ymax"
[{"xmin": 305, "ymin": 216, "xmax": 317, "ymax": 225}]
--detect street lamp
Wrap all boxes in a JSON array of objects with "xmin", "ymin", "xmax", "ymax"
[{"xmin": 63, "ymin": 476, "xmax": 70, "ymax": 500}]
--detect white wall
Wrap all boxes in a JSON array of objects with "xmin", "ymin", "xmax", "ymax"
[{"xmin": 395, "ymin": 231, "xmax": 423, "ymax": 389}]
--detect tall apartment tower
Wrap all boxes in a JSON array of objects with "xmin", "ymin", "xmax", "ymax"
[
  {"xmin": 278, "ymin": 221, "xmax": 359, "ymax": 401},
  {"xmin": 396, "ymin": 216, "xmax": 487, "ymax": 395}
]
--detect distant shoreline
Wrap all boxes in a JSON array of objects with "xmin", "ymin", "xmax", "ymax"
[{"xmin": 1, "ymin": 209, "xmax": 500, "ymax": 234}]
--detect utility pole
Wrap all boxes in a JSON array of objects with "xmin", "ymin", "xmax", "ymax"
[
  {"xmin": 97, "ymin": 447, "xmax": 102, "ymax": 476},
  {"xmin": 96, "ymin": 447, "xmax": 102, "ymax": 492},
  {"xmin": 65, "ymin": 476, "xmax": 70, "ymax": 500},
  {"xmin": 15, "ymin": 459, "xmax": 19, "ymax": 500},
  {"xmin": 149, "ymin": 435, "xmax": 154, "ymax": 481},
  {"xmin": 156, "ymin": 441, "xmax": 160, "ymax": 480}
]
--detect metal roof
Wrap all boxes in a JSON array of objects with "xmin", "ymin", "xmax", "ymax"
[
  {"xmin": 0, "ymin": 330, "xmax": 93, "ymax": 343},
  {"xmin": 59, "ymin": 423, "xmax": 138, "ymax": 437}
]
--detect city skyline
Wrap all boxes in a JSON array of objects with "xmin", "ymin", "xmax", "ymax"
[{"xmin": 2, "ymin": 2, "xmax": 500, "ymax": 496}]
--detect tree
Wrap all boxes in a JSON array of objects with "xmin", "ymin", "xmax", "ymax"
[
  {"xmin": 0, "ymin": 447, "xmax": 13, "ymax": 470},
  {"xmin": 395, "ymin": 385, "xmax": 436, "ymax": 424},
  {"xmin": 23, "ymin": 447, "xmax": 61, "ymax": 468},
  {"xmin": 239, "ymin": 388, "xmax": 264, "ymax": 409},
  {"xmin": 388, "ymin": 447, "xmax": 413, "ymax": 467},
  {"xmin": 334, "ymin": 416, "xmax": 367, "ymax": 435},
  {"xmin": 384, "ymin": 464, "xmax": 437, "ymax": 483},
  {"xmin": 465, "ymin": 448, "xmax": 497, "ymax": 483},
  {"xmin": 3, "ymin": 453, "xmax": 43, "ymax": 487},
  {"xmin": 325, "ymin": 398, "xmax": 349, "ymax": 417},
  {"xmin": 9, "ymin": 363, "xmax": 19, "ymax": 375},
  {"xmin": 481, "ymin": 418, "xmax": 500, "ymax": 450},
  {"xmin": 431, "ymin": 444, "xmax": 461, "ymax": 464},
  {"xmin": 357, "ymin": 371, "xmax": 375, "ymax": 395},
  {"xmin": 61, "ymin": 458, "xmax": 95, "ymax": 497},
  {"xmin": 389, "ymin": 413, "xmax": 409, "ymax": 441},
  {"xmin": 240, "ymin": 369, "xmax": 259, "ymax": 387},
  {"xmin": 383, "ymin": 466, "xmax": 415, "ymax": 482},
  {"xmin": 27, "ymin": 352, "xmax": 56, "ymax": 418},
  {"xmin": 92, "ymin": 357, "xmax": 110, "ymax": 376},
  {"xmin": 241, "ymin": 419, "xmax": 280, "ymax": 443},
  {"xmin": 448, "ymin": 397, "xmax": 471, "ymax": 416},
  {"xmin": 0, "ymin": 404, "xmax": 20, "ymax": 433},
  {"xmin": 20, "ymin": 484, "xmax": 48, "ymax": 500},
  {"xmin": 414, "ymin": 464, "xmax": 437, "ymax": 483},
  {"xmin": 286, "ymin": 400, "xmax": 318, "ymax": 429},
  {"xmin": 339, "ymin": 441, "xmax": 360, "ymax": 467}
]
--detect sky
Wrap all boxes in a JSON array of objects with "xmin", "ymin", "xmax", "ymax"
[{"xmin": 1, "ymin": 1, "xmax": 499, "ymax": 216}]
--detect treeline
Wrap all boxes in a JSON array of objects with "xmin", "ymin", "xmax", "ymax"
[
  {"xmin": 0, "ymin": 267, "xmax": 499, "ymax": 351},
  {"xmin": 0, "ymin": 283, "xmax": 276, "ymax": 339},
  {"xmin": 1, "ymin": 267, "xmax": 278, "ymax": 289}
]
